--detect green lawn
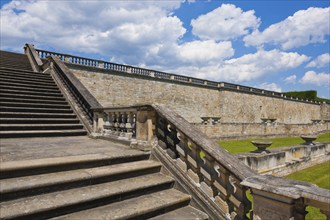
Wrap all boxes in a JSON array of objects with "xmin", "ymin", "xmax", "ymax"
[
  {"xmin": 218, "ymin": 132, "xmax": 330, "ymax": 155},
  {"xmin": 286, "ymin": 161, "xmax": 330, "ymax": 220}
]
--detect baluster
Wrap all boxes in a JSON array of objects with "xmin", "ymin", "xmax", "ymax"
[
  {"xmin": 186, "ymin": 141, "xmax": 203, "ymax": 184},
  {"xmin": 108, "ymin": 112, "xmax": 115, "ymax": 135},
  {"xmin": 200, "ymin": 152, "xmax": 218, "ymax": 198},
  {"xmin": 176, "ymin": 132, "xmax": 189, "ymax": 172},
  {"xmin": 229, "ymin": 176, "xmax": 251, "ymax": 220},
  {"xmin": 113, "ymin": 112, "xmax": 120, "ymax": 136},
  {"xmin": 119, "ymin": 113, "xmax": 126, "ymax": 137},
  {"xmin": 214, "ymin": 164, "xmax": 234, "ymax": 216},
  {"xmin": 132, "ymin": 112, "xmax": 136, "ymax": 137},
  {"xmin": 103, "ymin": 113, "xmax": 111, "ymax": 136},
  {"xmin": 125, "ymin": 112, "xmax": 133, "ymax": 140},
  {"xmin": 166, "ymin": 124, "xmax": 179, "ymax": 159},
  {"xmin": 156, "ymin": 117, "xmax": 169, "ymax": 150}
]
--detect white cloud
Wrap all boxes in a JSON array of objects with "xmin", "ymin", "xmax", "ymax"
[
  {"xmin": 300, "ymin": 71, "xmax": 330, "ymax": 86},
  {"xmin": 257, "ymin": 83, "xmax": 282, "ymax": 92},
  {"xmin": 284, "ymin": 75, "xmax": 297, "ymax": 84},
  {"xmin": 177, "ymin": 40, "xmax": 234, "ymax": 65},
  {"xmin": 191, "ymin": 4, "xmax": 260, "ymax": 41},
  {"xmin": 163, "ymin": 49, "xmax": 309, "ymax": 82},
  {"xmin": 0, "ymin": 0, "xmax": 184, "ymax": 64},
  {"xmin": 244, "ymin": 7, "xmax": 330, "ymax": 50},
  {"xmin": 306, "ymin": 53, "xmax": 330, "ymax": 68}
]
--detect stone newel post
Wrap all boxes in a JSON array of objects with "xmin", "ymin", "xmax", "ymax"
[{"xmin": 136, "ymin": 110, "xmax": 155, "ymax": 143}]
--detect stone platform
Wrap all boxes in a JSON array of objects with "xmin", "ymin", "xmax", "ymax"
[{"xmin": 0, "ymin": 136, "xmax": 144, "ymax": 162}]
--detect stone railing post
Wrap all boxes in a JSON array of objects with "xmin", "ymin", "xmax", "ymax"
[
  {"xmin": 98, "ymin": 61, "xmax": 104, "ymax": 68},
  {"xmin": 136, "ymin": 110, "xmax": 155, "ymax": 143},
  {"xmin": 64, "ymin": 56, "xmax": 71, "ymax": 63},
  {"xmin": 92, "ymin": 111, "xmax": 104, "ymax": 133},
  {"xmin": 250, "ymin": 189, "xmax": 306, "ymax": 220}
]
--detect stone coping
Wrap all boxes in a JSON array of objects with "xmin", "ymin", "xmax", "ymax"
[{"xmin": 34, "ymin": 47, "xmax": 327, "ymax": 105}]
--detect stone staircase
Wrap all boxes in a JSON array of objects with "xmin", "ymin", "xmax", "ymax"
[
  {"xmin": 0, "ymin": 137, "xmax": 208, "ymax": 220},
  {"xmin": 0, "ymin": 51, "xmax": 208, "ymax": 219},
  {"xmin": 0, "ymin": 50, "xmax": 87, "ymax": 138}
]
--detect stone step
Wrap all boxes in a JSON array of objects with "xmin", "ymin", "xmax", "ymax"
[
  {"xmin": 0, "ymin": 173, "xmax": 174, "ymax": 220},
  {"xmin": 0, "ymin": 160, "xmax": 162, "ymax": 201},
  {"xmin": 0, "ymin": 75, "xmax": 57, "ymax": 87},
  {"xmin": 0, "ymin": 76, "xmax": 57, "ymax": 88},
  {"xmin": 0, "ymin": 124, "xmax": 84, "ymax": 131},
  {"xmin": 0, "ymin": 65, "xmax": 33, "ymax": 71},
  {"xmin": 0, "ymin": 112, "xmax": 77, "ymax": 119},
  {"xmin": 0, "ymin": 118, "xmax": 80, "ymax": 124},
  {"xmin": 0, "ymin": 88, "xmax": 63, "ymax": 98},
  {"xmin": 149, "ymin": 206, "xmax": 209, "ymax": 220},
  {"xmin": 0, "ymin": 73, "xmax": 55, "ymax": 84},
  {"xmin": 0, "ymin": 101, "xmax": 71, "ymax": 109},
  {"xmin": 0, "ymin": 129, "xmax": 87, "ymax": 139},
  {"xmin": 0, "ymin": 80, "xmax": 59, "ymax": 90},
  {"xmin": 0, "ymin": 51, "xmax": 31, "ymax": 59},
  {"xmin": 0, "ymin": 68, "xmax": 52, "ymax": 80},
  {"xmin": 0, "ymin": 85, "xmax": 62, "ymax": 95},
  {"xmin": 0, "ymin": 96, "xmax": 67, "ymax": 105},
  {"xmin": 0, "ymin": 67, "xmax": 42, "ymax": 75},
  {"xmin": 0, "ymin": 149, "xmax": 150, "ymax": 179},
  {"xmin": 0, "ymin": 93, "xmax": 66, "ymax": 101},
  {"xmin": 53, "ymin": 188, "xmax": 190, "ymax": 220},
  {"xmin": 0, "ymin": 63, "xmax": 33, "ymax": 70},
  {"xmin": 0, "ymin": 106, "xmax": 73, "ymax": 114}
]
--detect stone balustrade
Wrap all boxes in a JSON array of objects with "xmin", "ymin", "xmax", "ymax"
[
  {"xmin": 24, "ymin": 44, "xmax": 330, "ymax": 219},
  {"xmin": 93, "ymin": 108, "xmax": 137, "ymax": 140},
  {"xmin": 92, "ymin": 104, "xmax": 330, "ymax": 219},
  {"xmin": 34, "ymin": 48, "xmax": 326, "ymax": 105},
  {"xmin": 238, "ymin": 143, "xmax": 330, "ymax": 176}
]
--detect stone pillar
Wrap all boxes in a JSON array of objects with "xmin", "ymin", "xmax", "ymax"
[
  {"xmin": 64, "ymin": 56, "xmax": 71, "ymax": 63},
  {"xmin": 251, "ymin": 189, "xmax": 306, "ymax": 220},
  {"xmin": 97, "ymin": 112, "xmax": 105, "ymax": 132},
  {"xmin": 98, "ymin": 61, "xmax": 104, "ymax": 68},
  {"xmin": 136, "ymin": 110, "xmax": 155, "ymax": 142}
]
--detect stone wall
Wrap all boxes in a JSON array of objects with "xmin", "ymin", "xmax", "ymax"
[
  {"xmin": 219, "ymin": 90, "xmax": 323, "ymax": 124},
  {"xmin": 69, "ymin": 64, "xmax": 330, "ymax": 137},
  {"xmin": 237, "ymin": 143, "xmax": 330, "ymax": 176},
  {"xmin": 70, "ymin": 65, "xmax": 222, "ymax": 123},
  {"xmin": 197, "ymin": 122, "xmax": 330, "ymax": 139}
]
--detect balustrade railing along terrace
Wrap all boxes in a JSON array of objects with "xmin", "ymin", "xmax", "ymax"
[
  {"xmin": 23, "ymin": 44, "xmax": 330, "ymax": 219},
  {"xmin": 34, "ymin": 48, "xmax": 325, "ymax": 105},
  {"xmin": 92, "ymin": 104, "xmax": 330, "ymax": 220}
]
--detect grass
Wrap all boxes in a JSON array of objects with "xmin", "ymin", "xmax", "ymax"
[
  {"xmin": 286, "ymin": 161, "xmax": 330, "ymax": 220},
  {"xmin": 217, "ymin": 132, "xmax": 330, "ymax": 155},
  {"xmin": 218, "ymin": 133, "xmax": 330, "ymax": 219},
  {"xmin": 286, "ymin": 161, "xmax": 330, "ymax": 190},
  {"xmin": 243, "ymin": 161, "xmax": 330, "ymax": 220}
]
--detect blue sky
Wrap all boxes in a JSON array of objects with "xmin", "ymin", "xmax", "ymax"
[{"xmin": 1, "ymin": 0, "xmax": 329, "ymax": 98}]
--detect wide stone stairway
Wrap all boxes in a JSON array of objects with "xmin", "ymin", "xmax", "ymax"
[
  {"xmin": 0, "ymin": 51, "xmax": 208, "ymax": 219},
  {"xmin": 0, "ymin": 51, "xmax": 87, "ymax": 138}
]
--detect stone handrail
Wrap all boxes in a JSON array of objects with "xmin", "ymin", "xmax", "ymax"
[
  {"xmin": 49, "ymin": 56, "xmax": 103, "ymax": 131},
  {"xmin": 93, "ymin": 104, "xmax": 330, "ymax": 219},
  {"xmin": 25, "ymin": 44, "xmax": 103, "ymax": 133},
  {"xmin": 34, "ymin": 48, "xmax": 326, "ymax": 105},
  {"xmin": 24, "ymin": 44, "xmax": 43, "ymax": 72}
]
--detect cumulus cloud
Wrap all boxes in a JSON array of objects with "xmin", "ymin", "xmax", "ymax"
[
  {"xmin": 163, "ymin": 49, "xmax": 309, "ymax": 82},
  {"xmin": 0, "ymin": 0, "xmax": 184, "ymax": 64},
  {"xmin": 176, "ymin": 40, "xmax": 234, "ymax": 65},
  {"xmin": 284, "ymin": 75, "xmax": 297, "ymax": 84},
  {"xmin": 244, "ymin": 7, "xmax": 330, "ymax": 50},
  {"xmin": 257, "ymin": 83, "xmax": 282, "ymax": 92},
  {"xmin": 306, "ymin": 53, "xmax": 330, "ymax": 68},
  {"xmin": 191, "ymin": 4, "xmax": 260, "ymax": 41},
  {"xmin": 300, "ymin": 71, "xmax": 330, "ymax": 86}
]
